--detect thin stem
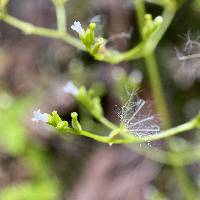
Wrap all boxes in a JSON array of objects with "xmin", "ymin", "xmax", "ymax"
[
  {"xmin": 0, "ymin": 2, "xmax": 176, "ymax": 64},
  {"xmin": 61, "ymin": 115, "xmax": 200, "ymax": 166},
  {"xmin": 147, "ymin": 7, "xmax": 176, "ymax": 55},
  {"xmin": 94, "ymin": 0, "xmax": 176, "ymax": 64},
  {"xmin": 110, "ymin": 0, "xmax": 176, "ymax": 63},
  {"xmin": 2, "ymin": 14, "xmax": 84, "ymax": 50},
  {"xmin": 79, "ymin": 130, "xmax": 109, "ymax": 143},
  {"xmin": 135, "ymin": 0, "xmax": 145, "ymax": 30},
  {"xmin": 97, "ymin": 116, "xmax": 118, "ymax": 130},
  {"xmin": 53, "ymin": 1, "xmax": 67, "ymax": 32},
  {"xmin": 134, "ymin": 0, "xmax": 171, "ymax": 128},
  {"xmin": 65, "ymin": 114, "xmax": 199, "ymax": 144},
  {"xmin": 145, "ymin": 54, "xmax": 171, "ymax": 128},
  {"xmin": 139, "ymin": 141, "xmax": 200, "ymax": 166},
  {"xmin": 134, "ymin": 2, "xmax": 198, "ymax": 199},
  {"xmin": 114, "ymin": 117, "xmax": 197, "ymax": 144},
  {"xmin": 61, "ymin": 128, "xmax": 109, "ymax": 143},
  {"xmin": 173, "ymin": 167, "xmax": 199, "ymax": 200}
]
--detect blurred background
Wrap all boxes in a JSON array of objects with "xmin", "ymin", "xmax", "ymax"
[{"xmin": 0, "ymin": 0, "xmax": 200, "ymax": 199}]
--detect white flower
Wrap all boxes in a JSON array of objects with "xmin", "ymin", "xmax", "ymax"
[
  {"xmin": 63, "ymin": 81, "xmax": 79, "ymax": 96},
  {"xmin": 71, "ymin": 21, "xmax": 84, "ymax": 34},
  {"xmin": 32, "ymin": 109, "xmax": 49, "ymax": 123}
]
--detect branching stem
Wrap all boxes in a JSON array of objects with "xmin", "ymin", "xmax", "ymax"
[
  {"xmin": 2, "ymin": 14, "xmax": 84, "ymax": 50},
  {"xmin": 65, "ymin": 114, "xmax": 199, "ymax": 144}
]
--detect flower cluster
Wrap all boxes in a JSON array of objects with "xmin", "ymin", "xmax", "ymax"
[{"xmin": 71, "ymin": 21, "xmax": 106, "ymax": 55}]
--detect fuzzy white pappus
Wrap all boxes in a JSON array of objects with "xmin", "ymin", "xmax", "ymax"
[{"xmin": 118, "ymin": 93, "xmax": 160, "ymax": 137}]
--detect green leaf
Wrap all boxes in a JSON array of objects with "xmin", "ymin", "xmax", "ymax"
[
  {"xmin": 0, "ymin": 181, "xmax": 59, "ymax": 200},
  {"xmin": 0, "ymin": 95, "xmax": 31, "ymax": 155}
]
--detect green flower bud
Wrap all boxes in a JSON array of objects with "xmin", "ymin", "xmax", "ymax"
[
  {"xmin": 71, "ymin": 112, "xmax": 82, "ymax": 131},
  {"xmin": 57, "ymin": 121, "xmax": 69, "ymax": 131}
]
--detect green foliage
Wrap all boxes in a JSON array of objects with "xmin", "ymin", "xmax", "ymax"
[
  {"xmin": 193, "ymin": 0, "xmax": 200, "ymax": 10},
  {"xmin": 0, "ymin": 0, "xmax": 9, "ymax": 10},
  {"xmin": 52, "ymin": 0, "xmax": 68, "ymax": 5},
  {"xmin": 195, "ymin": 113, "xmax": 200, "ymax": 129},
  {"xmin": 0, "ymin": 93, "xmax": 60, "ymax": 199},
  {"xmin": 0, "ymin": 0, "xmax": 200, "ymax": 199},
  {"xmin": 0, "ymin": 94, "xmax": 30, "ymax": 155},
  {"xmin": 0, "ymin": 181, "xmax": 59, "ymax": 200},
  {"xmin": 0, "ymin": 0, "xmax": 198, "ymax": 158},
  {"xmin": 0, "ymin": 0, "xmax": 8, "ymax": 18}
]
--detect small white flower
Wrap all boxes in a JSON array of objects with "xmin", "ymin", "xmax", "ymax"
[
  {"xmin": 32, "ymin": 109, "xmax": 49, "ymax": 123},
  {"xmin": 63, "ymin": 81, "xmax": 79, "ymax": 96},
  {"xmin": 71, "ymin": 21, "xmax": 84, "ymax": 34}
]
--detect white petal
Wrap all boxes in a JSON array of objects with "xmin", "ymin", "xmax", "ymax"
[
  {"xmin": 71, "ymin": 21, "xmax": 83, "ymax": 34},
  {"xmin": 63, "ymin": 81, "xmax": 79, "ymax": 96},
  {"xmin": 32, "ymin": 109, "xmax": 49, "ymax": 123}
]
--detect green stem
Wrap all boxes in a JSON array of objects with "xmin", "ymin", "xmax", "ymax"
[
  {"xmin": 79, "ymin": 130, "xmax": 109, "ymax": 143},
  {"xmin": 141, "ymin": 118, "xmax": 196, "ymax": 141},
  {"xmin": 173, "ymin": 167, "xmax": 199, "ymax": 200},
  {"xmin": 54, "ymin": 1, "xmax": 67, "ymax": 32},
  {"xmin": 0, "ymin": 1, "xmax": 176, "ymax": 64},
  {"xmin": 97, "ymin": 116, "xmax": 118, "ymax": 130},
  {"xmin": 135, "ymin": 0, "xmax": 145, "ymax": 30},
  {"xmin": 147, "ymin": 7, "xmax": 176, "ymax": 55},
  {"xmin": 134, "ymin": 0, "xmax": 171, "ymax": 128},
  {"xmin": 2, "ymin": 14, "xmax": 84, "ymax": 50},
  {"xmin": 137, "ymin": 141, "xmax": 200, "ymax": 166},
  {"xmin": 134, "ymin": 2, "xmax": 198, "ymax": 199},
  {"xmin": 145, "ymin": 54, "xmax": 170, "ymax": 128},
  {"xmin": 77, "ymin": 126, "xmax": 200, "ymax": 166},
  {"xmin": 97, "ymin": 0, "xmax": 176, "ymax": 64},
  {"xmin": 65, "ymin": 114, "xmax": 199, "ymax": 144},
  {"xmin": 114, "ymin": 117, "xmax": 197, "ymax": 143}
]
